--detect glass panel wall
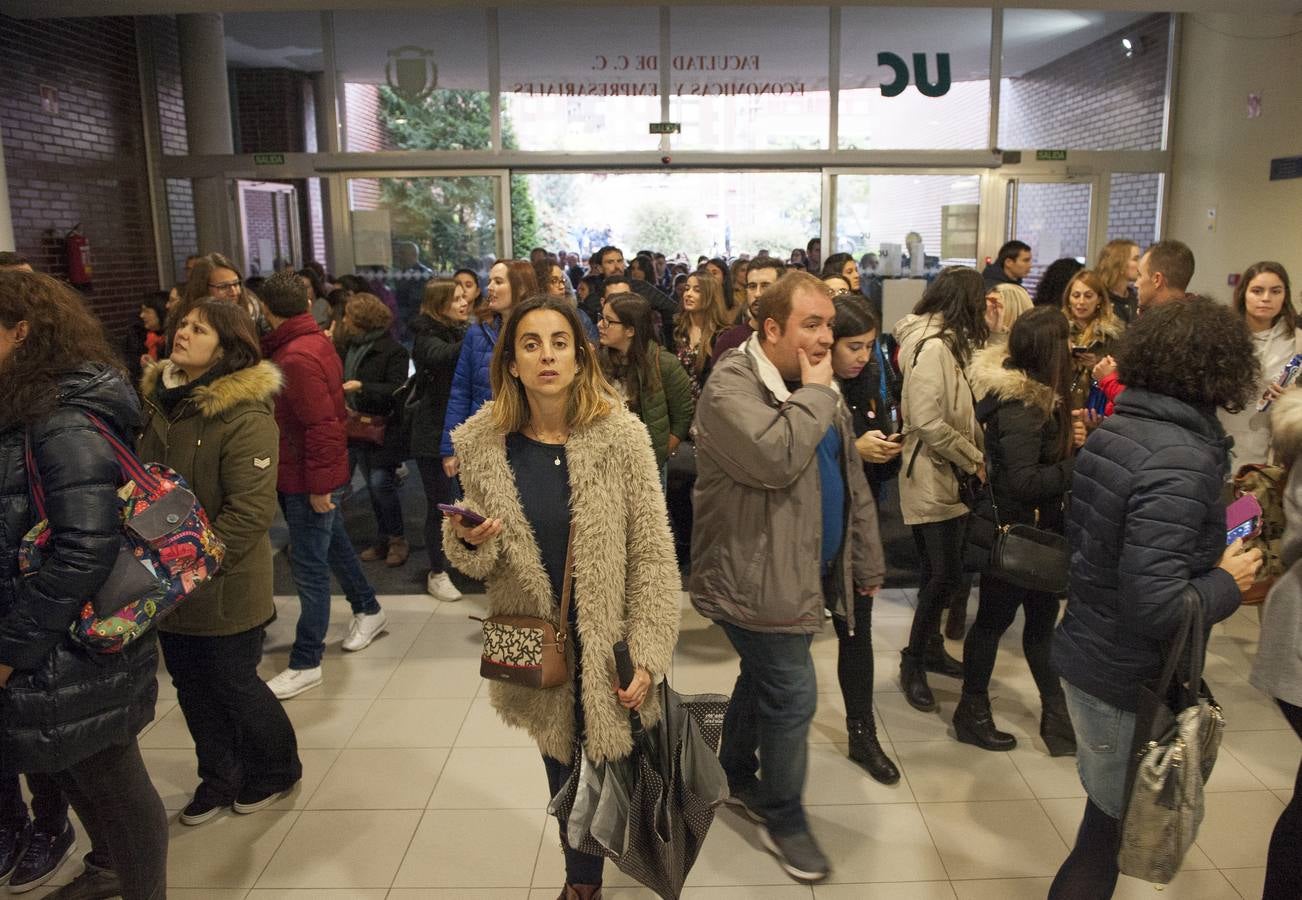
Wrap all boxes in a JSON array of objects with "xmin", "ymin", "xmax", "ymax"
[
  {"xmin": 1011, "ymin": 180, "xmax": 1093, "ymax": 293},
  {"xmin": 838, "ymin": 8, "xmax": 991, "ymax": 150},
  {"xmin": 668, "ymin": 6, "xmax": 830, "ymax": 151},
  {"xmin": 1107, "ymin": 172, "xmax": 1163, "ymax": 249},
  {"xmin": 500, "ymin": 7, "xmax": 661, "ymax": 152},
  {"xmin": 223, "ymin": 12, "xmax": 325, "ymax": 154},
  {"xmin": 516, "ymin": 171, "xmax": 821, "ymax": 261},
  {"xmin": 1000, "ymin": 11, "xmax": 1170, "ymax": 151},
  {"xmin": 334, "ymin": 9, "xmax": 491, "ymax": 152}
]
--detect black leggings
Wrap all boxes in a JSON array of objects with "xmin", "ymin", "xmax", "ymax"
[
  {"xmin": 1048, "ymin": 797, "xmax": 1120, "ymax": 899},
  {"xmin": 416, "ymin": 457, "xmax": 455, "ymax": 574},
  {"xmin": 908, "ymin": 516, "xmax": 969, "ymax": 656},
  {"xmin": 961, "ymin": 572, "xmax": 1063, "ymax": 699},
  {"xmin": 832, "ymin": 593, "xmax": 875, "ymax": 721},
  {"xmin": 1265, "ymin": 699, "xmax": 1302, "ymax": 899},
  {"xmin": 50, "ymin": 739, "xmax": 168, "ymax": 900}
]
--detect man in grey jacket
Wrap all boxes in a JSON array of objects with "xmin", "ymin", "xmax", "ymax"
[{"xmin": 691, "ymin": 271, "xmax": 886, "ymax": 884}]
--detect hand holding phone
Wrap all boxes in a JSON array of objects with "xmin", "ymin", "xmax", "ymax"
[{"xmin": 1226, "ymin": 495, "xmax": 1263, "ymax": 545}]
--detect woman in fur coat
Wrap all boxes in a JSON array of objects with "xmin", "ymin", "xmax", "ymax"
[
  {"xmin": 444, "ymin": 295, "xmax": 680, "ymax": 900},
  {"xmin": 1062, "ymin": 269, "xmax": 1124, "ymax": 411}
]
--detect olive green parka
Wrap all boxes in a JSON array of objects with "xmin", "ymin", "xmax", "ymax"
[{"xmin": 138, "ymin": 360, "xmax": 282, "ymax": 636}]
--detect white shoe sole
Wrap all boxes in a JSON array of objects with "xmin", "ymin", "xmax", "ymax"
[
  {"xmin": 270, "ymin": 675, "xmax": 321, "ymax": 700},
  {"xmin": 179, "ymin": 804, "xmax": 225, "ymax": 827},
  {"xmin": 233, "ymin": 784, "xmax": 296, "ymax": 815},
  {"xmin": 723, "ymin": 795, "xmax": 764, "ymax": 824},
  {"xmin": 757, "ymin": 826, "xmax": 829, "ymax": 884},
  {"xmin": 6, "ymin": 839, "xmax": 77, "ymax": 893}
]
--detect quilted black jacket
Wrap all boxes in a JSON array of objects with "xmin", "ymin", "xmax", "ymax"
[
  {"xmin": 1052, "ymin": 387, "xmax": 1242, "ymax": 712},
  {"xmin": 0, "ymin": 365, "xmax": 159, "ymax": 773}
]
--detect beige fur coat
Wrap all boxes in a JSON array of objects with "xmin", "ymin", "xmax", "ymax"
[{"xmin": 443, "ymin": 402, "xmax": 681, "ymax": 763}]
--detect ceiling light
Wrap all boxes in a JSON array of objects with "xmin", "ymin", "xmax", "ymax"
[{"xmin": 1121, "ymin": 37, "xmax": 1134, "ymax": 51}]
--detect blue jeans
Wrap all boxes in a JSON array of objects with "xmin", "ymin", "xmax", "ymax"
[
  {"xmin": 1063, "ymin": 680, "xmax": 1136, "ymax": 819},
  {"xmin": 717, "ymin": 622, "xmax": 817, "ymax": 836},
  {"xmin": 279, "ymin": 491, "xmax": 382, "ymax": 670},
  {"xmin": 349, "ymin": 445, "xmax": 404, "ymax": 541}
]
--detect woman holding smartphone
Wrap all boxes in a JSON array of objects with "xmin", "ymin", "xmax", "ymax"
[
  {"xmin": 443, "ymin": 295, "xmax": 680, "ymax": 900},
  {"xmin": 829, "ymin": 296, "xmax": 902, "ymax": 783}
]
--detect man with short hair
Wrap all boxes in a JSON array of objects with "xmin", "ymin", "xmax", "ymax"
[
  {"xmin": 983, "ymin": 240, "xmax": 1032, "ymax": 289},
  {"xmin": 392, "ymin": 242, "xmax": 431, "ymax": 345},
  {"xmin": 258, "ymin": 271, "xmax": 385, "ymax": 700},
  {"xmin": 805, "ymin": 237, "xmax": 821, "ymax": 272},
  {"xmin": 692, "ymin": 271, "xmax": 885, "ymax": 884},
  {"xmin": 529, "ymin": 247, "xmax": 548, "ymax": 265},
  {"xmin": 652, "ymin": 252, "xmax": 669, "ymax": 290},
  {"xmin": 711, "ymin": 257, "xmax": 786, "ymax": 364},
  {"xmin": 1135, "ymin": 239, "xmax": 1195, "ymax": 312},
  {"xmin": 599, "ymin": 245, "xmax": 676, "ymax": 345},
  {"xmin": 566, "ymin": 252, "xmax": 585, "ymax": 292}
]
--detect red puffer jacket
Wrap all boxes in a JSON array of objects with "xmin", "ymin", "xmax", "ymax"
[{"xmin": 260, "ymin": 313, "xmax": 349, "ymax": 495}]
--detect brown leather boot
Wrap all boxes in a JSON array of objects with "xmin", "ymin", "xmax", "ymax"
[
  {"xmin": 385, "ymin": 536, "xmax": 410, "ymax": 567},
  {"xmin": 558, "ymin": 885, "xmax": 602, "ymax": 900},
  {"xmin": 358, "ymin": 543, "xmax": 386, "ymax": 562}
]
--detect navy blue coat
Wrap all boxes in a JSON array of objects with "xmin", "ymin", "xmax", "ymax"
[
  {"xmin": 0, "ymin": 366, "xmax": 159, "ymax": 773},
  {"xmin": 441, "ymin": 318, "xmax": 500, "ymax": 458},
  {"xmin": 1052, "ymin": 388, "xmax": 1242, "ymax": 712}
]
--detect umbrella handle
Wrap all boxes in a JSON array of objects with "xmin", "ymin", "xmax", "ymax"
[{"xmin": 613, "ymin": 641, "xmax": 649, "ymax": 742}]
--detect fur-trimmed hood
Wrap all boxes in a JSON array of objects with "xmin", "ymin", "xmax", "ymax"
[
  {"xmin": 1070, "ymin": 314, "xmax": 1125, "ymax": 347},
  {"xmin": 141, "ymin": 360, "xmax": 282, "ymax": 419},
  {"xmin": 968, "ymin": 343, "xmax": 1056, "ymax": 419},
  {"xmin": 1272, "ymin": 388, "xmax": 1302, "ymax": 466}
]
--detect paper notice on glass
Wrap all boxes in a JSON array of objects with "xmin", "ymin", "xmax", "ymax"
[{"xmin": 352, "ymin": 210, "xmax": 393, "ymax": 268}]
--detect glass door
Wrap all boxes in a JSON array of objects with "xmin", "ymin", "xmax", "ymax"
[{"xmin": 1002, "ymin": 176, "xmax": 1099, "ymax": 295}]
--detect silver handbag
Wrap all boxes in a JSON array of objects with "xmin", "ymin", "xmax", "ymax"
[{"xmin": 1117, "ymin": 588, "xmax": 1224, "ymax": 884}]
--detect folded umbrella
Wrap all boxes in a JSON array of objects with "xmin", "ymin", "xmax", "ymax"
[{"xmin": 548, "ymin": 642, "xmax": 729, "ymax": 899}]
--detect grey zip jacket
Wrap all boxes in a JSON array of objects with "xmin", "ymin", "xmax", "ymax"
[{"xmin": 689, "ymin": 334, "xmax": 886, "ymax": 634}]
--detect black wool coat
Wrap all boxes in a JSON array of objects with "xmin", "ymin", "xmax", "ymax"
[
  {"xmin": 341, "ymin": 333, "xmax": 411, "ymax": 467},
  {"xmin": 407, "ymin": 314, "xmax": 466, "ymax": 460}
]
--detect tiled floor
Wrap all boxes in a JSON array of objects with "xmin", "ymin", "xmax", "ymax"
[{"xmin": 25, "ymin": 588, "xmax": 1296, "ymax": 899}]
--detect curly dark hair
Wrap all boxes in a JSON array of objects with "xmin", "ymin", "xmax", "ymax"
[
  {"xmin": 0, "ymin": 271, "xmax": 124, "ymax": 426},
  {"xmin": 1116, "ymin": 295, "xmax": 1257, "ymax": 413}
]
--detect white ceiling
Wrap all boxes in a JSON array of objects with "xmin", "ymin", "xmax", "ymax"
[{"xmin": 7, "ymin": 0, "xmax": 1302, "ymax": 17}]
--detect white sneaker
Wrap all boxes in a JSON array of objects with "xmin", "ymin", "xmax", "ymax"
[
  {"xmin": 342, "ymin": 610, "xmax": 388, "ymax": 652},
  {"xmin": 266, "ymin": 666, "xmax": 322, "ymax": 700},
  {"xmin": 426, "ymin": 571, "xmax": 462, "ymax": 602}
]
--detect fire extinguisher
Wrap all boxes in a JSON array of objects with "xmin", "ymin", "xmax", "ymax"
[{"xmin": 65, "ymin": 225, "xmax": 92, "ymax": 286}]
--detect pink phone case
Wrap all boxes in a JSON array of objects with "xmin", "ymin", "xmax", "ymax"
[{"xmin": 1226, "ymin": 495, "xmax": 1262, "ymax": 530}]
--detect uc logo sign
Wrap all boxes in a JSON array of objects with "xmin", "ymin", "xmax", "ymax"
[{"xmin": 878, "ymin": 52, "xmax": 952, "ymax": 98}]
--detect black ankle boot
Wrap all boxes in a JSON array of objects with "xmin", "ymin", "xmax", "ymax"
[
  {"xmin": 847, "ymin": 717, "xmax": 900, "ymax": 784},
  {"xmin": 953, "ymin": 692, "xmax": 1017, "ymax": 751},
  {"xmin": 944, "ymin": 592, "xmax": 968, "ymax": 641},
  {"xmin": 1040, "ymin": 693, "xmax": 1077, "ymax": 757},
  {"xmin": 899, "ymin": 651, "xmax": 936, "ymax": 712},
  {"xmin": 923, "ymin": 635, "xmax": 964, "ymax": 679}
]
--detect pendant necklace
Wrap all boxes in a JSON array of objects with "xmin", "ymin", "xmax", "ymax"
[{"xmin": 526, "ymin": 424, "xmax": 567, "ymax": 466}]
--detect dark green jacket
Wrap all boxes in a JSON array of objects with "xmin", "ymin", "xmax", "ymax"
[
  {"xmin": 139, "ymin": 361, "xmax": 282, "ymax": 636},
  {"xmin": 640, "ymin": 346, "xmax": 696, "ymax": 466}
]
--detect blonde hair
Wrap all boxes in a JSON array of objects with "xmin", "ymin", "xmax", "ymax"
[
  {"xmin": 1061, "ymin": 269, "xmax": 1119, "ymax": 346},
  {"xmin": 674, "ymin": 273, "xmax": 733, "ymax": 376},
  {"xmin": 489, "ymin": 295, "xmax": 617, "ymax": 434},
  {"xmin": 990, "ymin": 283, "xmax": 1033, "ymax": 334},
  {"xmin": 1095, "ymin": 239, "xmax": 1138, "ymax": 295},
  {"xmin": 421, "ymin": 279, "xmax": 458, "ymax": 323}
]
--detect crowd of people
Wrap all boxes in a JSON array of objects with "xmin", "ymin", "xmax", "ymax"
[{"xmin": 0, "ymin": 233, "xmax": 1298, "ymax": 900}]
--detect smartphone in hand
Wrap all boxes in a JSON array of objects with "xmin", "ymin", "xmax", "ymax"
[{"xmin": 437, "ymin": 504, "xmax": 487, "ymax": 527}]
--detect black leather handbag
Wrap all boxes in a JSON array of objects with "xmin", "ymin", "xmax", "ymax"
[{"xmin": 969, "ymin": 457, "xmax": 1069, "ymax": 595}]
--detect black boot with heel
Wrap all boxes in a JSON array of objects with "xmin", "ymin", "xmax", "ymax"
[
  {"xmin": 1040, "ymin": 693, "xmax": 1077, "ymax": 757},
  {"xmin": 847, "ymin": 716, "xmax": 900, "ymax": 784},
  {"xmin": 953, "ymin": 692, "xmax": 1017, "ymax": 751}
]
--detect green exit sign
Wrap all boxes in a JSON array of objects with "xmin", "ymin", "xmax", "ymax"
[
  {"xmin": 1036, "ymin": 149, "xmax": 1068, "ymax": 161},
  {"xmin": 649, "ymin": 122, "xmax": 682, "ymax": 135},
  {"xmin": 253, "ymin": 153, "xmax": 286, "ymax": 165}
]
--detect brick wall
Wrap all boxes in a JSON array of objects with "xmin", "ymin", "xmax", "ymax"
[
  {"xmin": 343, "ymin": 82, "xmax": 397, "ymax": 155},
  {"xmin": 1013, "ymin": 181, "xmax": 1093, "ymax": 293},
  {"xmin": 1107, "ymin": 172, "xmax": 1161, "ymax": 249},
  {"xmin": 1001, "ymin": 13, "xmax": 1170, "ymax": 151},
  {"xmin": 149, "ymin": 16, "xmax": 197, "ymax": 284},
  {"xmin": 0, "ymin": 13, "xmax": 160, "ymax": 337}
]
